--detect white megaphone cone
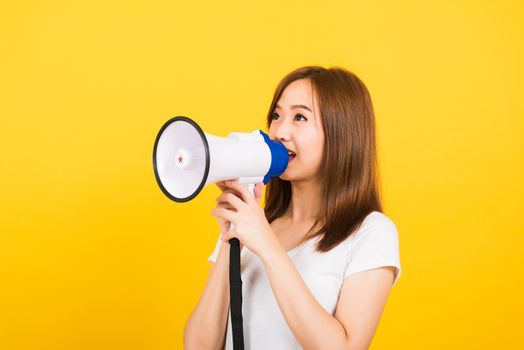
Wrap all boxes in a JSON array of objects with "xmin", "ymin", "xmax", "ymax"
[{"xmin": 153, "ymin": 116, "xmax": 289, "ymax": 202}]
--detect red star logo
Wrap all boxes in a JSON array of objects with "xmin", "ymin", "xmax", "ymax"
[{"xmin": 178, "ymin": 155, "xmax": 183, "ymax": 163}]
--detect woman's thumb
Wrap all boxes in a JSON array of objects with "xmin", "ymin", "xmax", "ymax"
[{"xmin": 254, "ymin": 182, "xmax": 264, "ymax": 201}]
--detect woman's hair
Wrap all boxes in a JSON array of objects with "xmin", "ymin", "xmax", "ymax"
[{"xmin": 264, "ymin": 66, "xmax": 383, "ymax": 252}]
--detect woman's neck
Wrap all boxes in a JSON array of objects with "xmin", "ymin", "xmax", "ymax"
[{"xmin": 283, "ymin": 177, "xmax": 323, "ymax": 225}]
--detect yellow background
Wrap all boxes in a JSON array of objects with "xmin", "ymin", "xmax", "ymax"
[{"xmin": 1, "ymin": 0, "xmax": 523, "ymax": 349}]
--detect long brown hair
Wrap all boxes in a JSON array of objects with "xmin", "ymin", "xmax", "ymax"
[{"xmin": 263, "ymin": 66, "xmax": 383, "ymax": 252}]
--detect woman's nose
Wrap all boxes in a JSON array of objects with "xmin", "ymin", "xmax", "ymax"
[{"xmin": 273, "ymin": 121, "xmax": 292, "ymax": 142}]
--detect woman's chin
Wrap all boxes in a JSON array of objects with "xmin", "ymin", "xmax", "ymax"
[{"xmin": 278, "ymin": 171, "xmax": 294, "ymax": 181}]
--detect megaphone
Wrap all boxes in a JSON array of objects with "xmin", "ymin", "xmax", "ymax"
[
  {"xmin": 153, "ymin": 116, "xmax": 289, "ymax": 350},
  {"xmin": 153, "ymin": 116, "xmax": 289, "ymax": 202}
]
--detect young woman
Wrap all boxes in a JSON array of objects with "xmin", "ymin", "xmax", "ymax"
[{"xmin": 184, "ymin": 66, "xmax": 402, "ymax": 350}]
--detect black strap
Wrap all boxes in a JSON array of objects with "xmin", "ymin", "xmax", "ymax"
[{"xmin": 229, "ymin": 238, "xmax": 244, "ymax": 350}]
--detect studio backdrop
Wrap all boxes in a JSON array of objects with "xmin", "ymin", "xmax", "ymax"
[{"xmin": 1, "ymin": 1, "xmax": 523, "ymax": 349}]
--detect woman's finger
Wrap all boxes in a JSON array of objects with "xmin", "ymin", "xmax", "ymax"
[
  {"xmin": 216, "ymin": 191, "xmax": 246, "ymax": 210},
  {"xmin": 215, "ymin": 181, "xmax": 230, "ymax": 192},
  {"xmin": 224, "ymin": 180, "xmax": 254, "ymax": 205},
  {"xmin": 212, "ymin": 195, "xmax": 237, "ymax": 231},
  {"xmin": 210, "ymin": 207, "xmax": 237, "ymax": 224},
  {"xmin": 222, "ymin": 230, "xmax": 238, "ymax": 242},
  {"xmin": 217, "ymin": 201, "xmax": 236, "ymax": 211},
  {"xmin": 254, "ymin": 182, "xmax": 264, "ymax": 203}
]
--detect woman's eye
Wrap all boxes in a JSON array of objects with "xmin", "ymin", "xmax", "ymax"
[{"xmin": 271, "ymin": 113, "xmax": 307, "ymax": 121}]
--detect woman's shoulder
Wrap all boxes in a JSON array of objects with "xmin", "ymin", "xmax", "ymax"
[
  {"xmin": 352, "ymin": 210, "xmax": 399, "ymax": 244},
  {"xmin": 309, "ymin": 211, "xmax": 398, "ymax": 253},
  {"xmin": 342, "ymin": 211, "xmax": 402, "ymax": 285},
  {"xmin": 361, "ymin": 211, "xmax": 397, "ymax": 229}
]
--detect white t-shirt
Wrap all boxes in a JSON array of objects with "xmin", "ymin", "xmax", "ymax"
[{"xmin": 207, "ymin": 210, "xmax": 402, "ymax": 350}]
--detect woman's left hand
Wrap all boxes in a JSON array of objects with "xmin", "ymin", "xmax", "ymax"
[{"xmin": 210, "ymin": 180, "xmax": 279, "ymax": 258}]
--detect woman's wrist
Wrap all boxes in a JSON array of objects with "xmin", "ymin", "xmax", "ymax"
[{"xmin": 259, "ymin": 233, "xmax": 286, "ymax": 265}]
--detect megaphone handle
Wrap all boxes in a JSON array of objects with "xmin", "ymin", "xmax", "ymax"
[{"xmin": 228, "ymin": 182, "xmax": 254, "ymax": 350}]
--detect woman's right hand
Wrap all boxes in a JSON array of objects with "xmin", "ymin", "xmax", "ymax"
[
  {"xmin": 211, "ymin": 180, "xmax": 264, "ymax": 250},
  {"xmin": 213, "ymin": 181, "xmax": 245, "ymax": 250}
]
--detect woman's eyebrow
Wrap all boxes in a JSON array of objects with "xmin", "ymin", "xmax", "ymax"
[{"xmin": 275, "ymin": 104, "xmax": 312, "ymax": 112}]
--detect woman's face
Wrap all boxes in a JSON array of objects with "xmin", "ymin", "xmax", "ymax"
[{"xmin": 269, "ymin": 78, "xmax": 325, "ymax": 182}]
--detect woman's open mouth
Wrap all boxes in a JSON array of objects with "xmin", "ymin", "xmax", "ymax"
[{"xmin": 288, "ymin": 150, "xmax": 296, "ymax": 162}]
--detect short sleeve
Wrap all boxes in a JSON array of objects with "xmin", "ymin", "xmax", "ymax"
[
  {"xmin": 207, "ymin": 233, "xmax": 223, "ymax": 263},
  {"xmin": 344, "ymin": 213, "xmax": 402, "ymax": 286}
]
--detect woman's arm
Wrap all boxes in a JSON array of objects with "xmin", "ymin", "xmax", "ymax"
[
  {"xmin": 183, "ymin": 242, "xmax": 231, "ymax": 350},
  {"xmin": 261, "ymin": 245, "xmax": 395, "ymax": 350}
]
